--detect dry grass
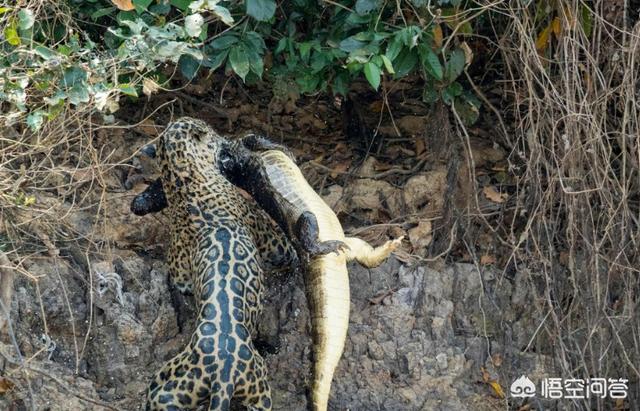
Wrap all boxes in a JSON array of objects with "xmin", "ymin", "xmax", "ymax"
[{"xmin": 451, "ymin": 0, "xmax": 640, "ymax": 406}]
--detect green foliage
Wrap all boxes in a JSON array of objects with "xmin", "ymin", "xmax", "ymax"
[{"xmin": 0, "ymin": 0, "xmax": 485, "ymax": 131}]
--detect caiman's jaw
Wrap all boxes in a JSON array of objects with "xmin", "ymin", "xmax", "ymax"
[{"xmin": 130, "ymin": 178, "xmax": 167, "ymax": 216}]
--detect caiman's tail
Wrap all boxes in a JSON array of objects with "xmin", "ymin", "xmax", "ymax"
[
  {"xmin": 306, "ymin": 236, "xmax": 403, "ymax": 410},
  {"xmin": 306, "ymin": 255, "xmax": 350, "ymax": 411}
]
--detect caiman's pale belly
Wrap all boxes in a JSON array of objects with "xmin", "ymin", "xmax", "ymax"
[
  {"xmin": 262, "ymin": 151, "xmax": 345, "ymax": 243},
  {"xmin": 261, "ymin": 150, "xmax": 349, "ymax": 410}
]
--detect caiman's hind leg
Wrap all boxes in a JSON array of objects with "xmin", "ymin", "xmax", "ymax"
[
  {"xmin": 344, "ymin": 236, "xmax": 404, "ymax": 268},
  {"xmin": 295, "ymin": 211, "xmax": 349, "ymax": 256}
]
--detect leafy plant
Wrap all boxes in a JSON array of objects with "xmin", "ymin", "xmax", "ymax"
[{"xmin": 0, "ymin": 0, "xmax": 486, "ymax": 130}]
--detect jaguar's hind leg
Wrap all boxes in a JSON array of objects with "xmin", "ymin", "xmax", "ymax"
[
  {"xmin": 235, "ymin": 354, "xmax": 273, "ymax": 411},
  {"xmin": 250, "ymin": 207, "xmax": 298, "ymax": 271},
  {"xmin": 343, "ymin": 236, "xmax": 404, "ymax": 268},
  {"xmin": 146, "ymin": 350, "xmax": 211, "ymax": 411}
]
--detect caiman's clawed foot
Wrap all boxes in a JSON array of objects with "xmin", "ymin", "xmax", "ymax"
[
  {"xmin": 387, "ymin": 235, "xmax": 405, "ymax": 251},
  {"xmin": 344, "ymin": 235, "xmax": 404, "ymax": 268},
  {"xmin": 308, "ymin": 240, "xmax": 350, "ymax": 257}
]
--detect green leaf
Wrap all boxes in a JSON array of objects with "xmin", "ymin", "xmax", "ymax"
[
  {"xmin": 419, "ymin": 45, "xmax": 443, "ymax": 81},
  {"xmin": 445, "ymin": 48, "xmax": 465, "ymax": 82},
  {"xmin": 156, "ymin": 41, "xmax": 202, "ymax": 61},
  {"xmin": 91, "ymin": 7, "xmax": 116, "ymax": 20},
  {"xmin": 18, "ymin": 9, "xmax": 35, "ymax": 30},
  {"xmin": 210, "ymin": 35, "xmax": 238, "ymax": 50},
  {"xmin": 246, "ymin": 0, "xmax": 276, "ymax": 22},
  {"xmin": 34, "ymin": 46, "xmax": 55, "ymax": 60},
  {"xmin": 4, "ymin": 23, "xmax": 20, "ymax": 46},
  {"xmin": 296, "ymin": 72, "xmax": 320, "ymax": 93},
  {"xmin": 385, "ymin": 36, "xmax": 402, "ymax": 62},
  {"xmin": 120, "ymin": 19, "xmax": 146, "ymax": 35},
  {"xmin": 355, "ymin": 0, "xmax": 379, "ymax": 15},
  {"xmin": 57, "ymin": 45, "xmax": 72, "ymax": 56},
  {"xmin": 454, "ymin": 96, "xmax": 479, "ymax": 125},
  {"xmin": 229, "ymin": 44, "xmax": 250, "ymax": 81},
  {"xmin": 117, "ymin": 10, "xmax": 137, "ymax": 24},
  {"xmin": 353, "ymin": 31, "xmax": 374, "ymax": 42},
  {"xmin": 441, "ymin": 87, "xmax": 453, "ymax": 105},
  {"xmin": 63, "ymin": 67, "xmax": 87, "ymax": 88},
  {"xmin": 198, "ymin": 22, "xmax": 208, "ymax": 41},
  {"xmin": 581, "ymin": 4, "xmax": 593, "ymax": 37},
  {"xmin": 332, "ymin": 70, "xmax": 350, "ymax": 96},
  {"xmin": 245, "ymin": 31, "xmax": 266, "ymax": 52},
  {"xmin": 212, "ymin": 5, "xmax": 233, "ymax": 25},
  {"xmin": 447, "ymin": 81, "xmax": 463, "ymax": 96},
  {"xmin": 397, "ymin": 26, "xmax": 421, "ymax": 48},
  {"xmin": 68, "ymin": 83, "xmax": 90, "ymax": 105},
  {"xmin": 275, "ymin": 37, "xmax": 289, "ymax": 54},
  {"xmin": 44, "ymin": 91, "xmax": 66, "ymax": 106},
  {"xmin": 393, "ymin": 48, "xmax": 418, "ymax": 78},
  {"xmin": 422, "ymin": 84, "xmax": 438, "ymax": 103},
  {"xmin": 339, "ymin": 37, "xmax": 366, "ymax": 52},
  {"xmin": 170, "ymin": 0, "xmax": 192, "ymax": 11},
  {"xmin": 363, "ymin": 61, "xmax": 381, "ymax": 91},
  {"xmin": 203, "ymin": 49, "xmax": 229, "ymax": 70},
  {"xmin": 249, "ymin": 54, "xmax": 264, "ymax": 77},
  {"xmin": 380, "ymin": 54, "xmax": 394, "ymax": 74},
  {"xmin": 133, "ymin": 0, "xmax": 153, "ymax": 13},
  {"xmin": 27, "ymin": 111, "xmax": 44, "ymax": 132},
  {"xmin": 347, "ymin": 48, "xmax": 371, "ymax": 64},
  {"xmin": 0, "ymin": 7, "xmax": 12, "ymax": 15},
  {"xmin": 118, "ymin": 84, "xmax": 138, "ymax": 97},
  {"xmin": 298, "ymin": 42, "xmax": 312, "ymax": 62},
  {"xmin": 345, "ymin": 12, "xmax": 370, "ymax": 26},
  {"xmin": 458, "ymin": 21, "xmax": 473, "ymax": 34},
  {"xmin": 150, "ymin": 3, "xmax": 171, "ymax": 14},
  {"xmin": 310, "ymin": 50, "xmax": 331, "ymax": 73},
  {"xmin": 179, "ymin": 54, "xmax": 201, "ymax": 80}
]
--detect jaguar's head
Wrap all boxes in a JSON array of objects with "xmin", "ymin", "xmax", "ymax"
[{"xmin": 157, "ymin": 117, "xmax": 233, "ymax": 204}]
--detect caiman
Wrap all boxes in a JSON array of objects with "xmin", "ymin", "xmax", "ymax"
[{"xmin": 220, "ymin": 135, "xmax": 404, "ymax": 411}]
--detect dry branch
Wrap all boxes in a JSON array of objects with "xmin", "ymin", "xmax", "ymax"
[{"xmin": 0, "ymin": 251, "xmax": 15, "ymax": 334}]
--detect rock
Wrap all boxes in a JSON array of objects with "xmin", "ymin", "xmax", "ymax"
[
  {"xmin": 5, "ymin": 173, "xmax": 549, "ymax": 411},
  {"xmin": 396, "ymin": 116, "xmax": 427, "ymax": 136},
  {"xmin": 342, "ymin": 178, "xmax": 402, "ymax": 220},
  {"xmin": 320, "ymin": 184, "xmax": 343, "ymax": 210},
  {"xmin": 403, "ymin": 169, "xmax": 448, "ymax": 216},
  {"xmin": 367, "ymin": 340, "xmax": 385, "ymax": 360},
  {"xmin": 408, "ymin": 220, "xmax": 433, "ymax": 253},
  {"xmin": 436, "ymin": 352, "xmax": 448, "ymax": 370}
]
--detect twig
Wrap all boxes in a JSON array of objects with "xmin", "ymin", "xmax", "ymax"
[
  {"xmin": 0, "ymin": 251, "xmax": 15, "ymax": 334},
  {"xmin": 308, "ymin": 155, "xmax": 428, "ymax": 180},
  {"xmin": 174, "ymin": 91, "xmax": 228, "ymax": 118}
]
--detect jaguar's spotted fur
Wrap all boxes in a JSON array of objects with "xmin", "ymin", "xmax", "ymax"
[{"xmin": 138, "ymin": 117, "xmax": 296, "ymax": 410}]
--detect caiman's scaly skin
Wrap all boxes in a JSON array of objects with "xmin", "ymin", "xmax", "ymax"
[
  {"xmin": 130, "ymin": 118, "xmax": 297, "ymax": 410},
  {"xmin": 223, "ymin": 137, "xmax": 404, "ymax": 411}
]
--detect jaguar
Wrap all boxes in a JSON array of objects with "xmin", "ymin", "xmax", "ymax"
[{"xmin": 134, "ymin": 117, "xmax": 296, "ymax": 410}]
